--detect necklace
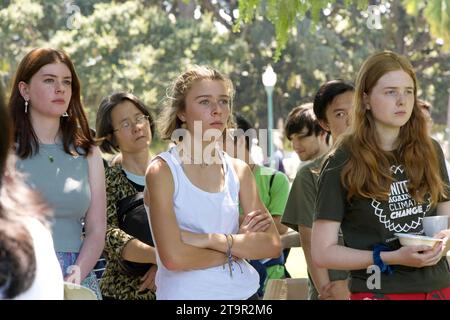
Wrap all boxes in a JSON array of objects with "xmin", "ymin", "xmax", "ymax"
[
  {"xmin": 188, "ymin": 155, "xmax": 210, "ymax": 168},
  {"xmin": 177, "ymin": 144, "xmax": 223, "ymax": 168},
  {"xmin": 39, "ymin": 146, "xmax": 55, "ymax": 163},
  {"xmin": 199, "ymin": 162, "xmax": 210, "ymax": 169},
  {"xmin": 179, "ymin": 150, "xmax": 211, "ymax": 168}
]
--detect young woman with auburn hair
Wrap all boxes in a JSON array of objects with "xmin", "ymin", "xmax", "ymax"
[
  {"xmin": 312, "ymin": 51, "xmax": 450, "ymax": 300},
  {"xmin": 9, "ymin": 48, "xmax": 106, "ymax": 299}
]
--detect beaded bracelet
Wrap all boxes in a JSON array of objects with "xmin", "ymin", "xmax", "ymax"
[
  {"xmin": 225, "ymin": 234, "xmax": 233, "ymax": 277},
  {"xmin": 222, "ymin": 234, "xmax": 244, "ymax": 278}
]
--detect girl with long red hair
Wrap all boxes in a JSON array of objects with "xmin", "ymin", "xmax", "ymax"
[{"xmin": 312, "ymin": 51, "xmax": 450, "ymax": 300}]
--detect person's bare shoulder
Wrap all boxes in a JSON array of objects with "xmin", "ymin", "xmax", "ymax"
[
  {"xmin": 146, "ymin": 157, "xmax": 171, "ymax": 184},
  {"xmin": 228, "ymin": 156, "xmax": 251, "ymax": 180}
]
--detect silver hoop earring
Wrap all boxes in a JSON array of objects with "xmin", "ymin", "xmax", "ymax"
[
  {"xmin": 25, "ymin": 100, "xmax": 28, "ymax": 114},
  {"xmin": 62, "ymin": 111, "xmax": 69, "ymax": 117}
]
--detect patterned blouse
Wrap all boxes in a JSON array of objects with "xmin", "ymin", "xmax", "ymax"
[{"xmin": 99, "ymin": 165, "xmax": 155, "ymax": 300}]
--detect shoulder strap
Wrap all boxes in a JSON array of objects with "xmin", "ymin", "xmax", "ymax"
[
  {"xmin": 269, "ymin": 172, "xmax": 276, "ymax": 191},
  {"xmin": 116, "ymin": 192, "xmax": 144, "ymax": 222}
]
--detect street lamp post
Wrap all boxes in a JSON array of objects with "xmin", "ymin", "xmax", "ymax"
[{"xmin": 262, "ymin": 65, "xmax": 277, "ymax": 167}]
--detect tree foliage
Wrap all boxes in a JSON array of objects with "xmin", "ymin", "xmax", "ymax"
[
  {"xmin": 0, "ymin": 0, "xmax": 449, "ymax": 140},
  {"xmin": 403, "ymin": 0, "xmax": 450, "ymax": 51},
  {"xmin": 235, "ymin": 0, "xmax": 368, "ymax": 59},
  {"xmin": 237, "ymin": 0, "xmax": 450, "ymax": 59},
  {"xmin": 1, "ymin": 0, "xmax": 250, "ymax": 127}
]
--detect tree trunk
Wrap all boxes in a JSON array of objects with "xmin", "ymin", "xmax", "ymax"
[
  {"xmin": 177, "ymin": 0, "xmax": 196, "ymax": 19},
  {"xmin": 392, "ymin": 2, "xmax": 407, "ymax": 54}
]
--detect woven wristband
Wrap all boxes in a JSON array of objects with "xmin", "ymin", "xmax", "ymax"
[{"xmin": 373, "ymin": 244, "xmax": 394, "ymax": 275}]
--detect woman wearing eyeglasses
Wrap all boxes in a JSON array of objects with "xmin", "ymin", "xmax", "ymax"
[{"xmin": 95, "ymin": 92, "xmax": 156, "ymax": 300}]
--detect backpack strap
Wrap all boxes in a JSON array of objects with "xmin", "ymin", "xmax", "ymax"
[{"xmin": 269, "ymin": 172, "xmax": 276, "ymax": 191}]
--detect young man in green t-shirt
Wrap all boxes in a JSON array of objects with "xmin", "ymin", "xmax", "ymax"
[
  {"xmin": 225, "ymin": 114, "xmax": 290, "ymax": 297},
  {"xmin": 282, "ymin": 81, "xmax": 354, "ymax": 299}
]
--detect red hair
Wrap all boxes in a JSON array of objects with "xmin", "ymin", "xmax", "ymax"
[{"xmin": 338, "ymin": 51, "xmax": 446, "ymax": 206}]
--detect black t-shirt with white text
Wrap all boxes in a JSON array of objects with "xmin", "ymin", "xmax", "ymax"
[{"xmin": 315, "ymin": 141, "xmax": 450, "ymax": 294}]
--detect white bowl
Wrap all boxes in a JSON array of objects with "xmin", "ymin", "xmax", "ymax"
[{"xmin": 394, "ymin": 233, "xmax": 444, "ymax": 248}]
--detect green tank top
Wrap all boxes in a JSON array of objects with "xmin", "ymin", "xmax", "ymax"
[{"xmin": 16, "ymin": 143, "xmax": 91, "ymax": 252}]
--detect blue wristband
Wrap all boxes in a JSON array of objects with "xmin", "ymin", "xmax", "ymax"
[{"xmin": 373, "ymin": 244, "xmax": 394, "ymax": 275}]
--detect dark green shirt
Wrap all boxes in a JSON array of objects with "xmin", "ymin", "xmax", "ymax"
[
  {"xmin": 282, "ymin": 155, "xmax": 348, "ymax": 299},
  {"xmin": 282, "ymin": 157, "xmax": 324, "ymax": 231},
  {"xmin": 315, "ymin": 142, "xmax": 450, "ymax": 294}
]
